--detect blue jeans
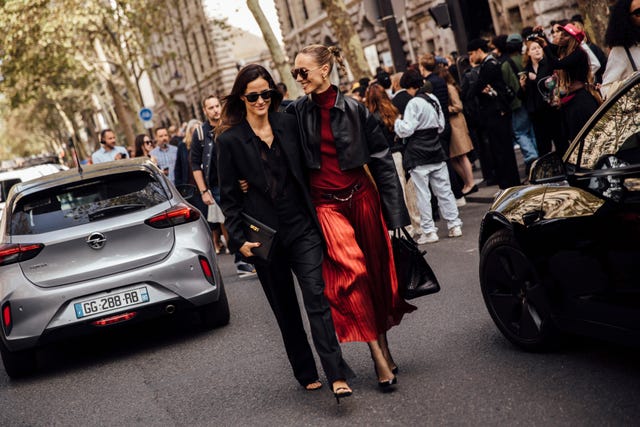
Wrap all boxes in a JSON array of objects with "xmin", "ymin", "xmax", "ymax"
[{"xmin": 512, "ymin": 106, "xmax": 539, "ymax": 164}]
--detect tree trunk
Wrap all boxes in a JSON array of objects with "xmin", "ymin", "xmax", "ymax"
[
  {"xmin": 576, "ymin": 0, "xmax": 612, "ymax": 47},
  {"xmin": 320, "ymin": 0, "xmax": 371, "ymax": 81},
  {"xmin": 246, "ymin": 0, "xmax": 300, "ymax": 98}
]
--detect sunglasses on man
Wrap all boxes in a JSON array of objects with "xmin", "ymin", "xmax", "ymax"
[
  {"xmin": 244, "ymin": 89, "xmax": 275, "ymax": 103},
  {"xmin": 290, "ymin": 67, "xmax": 321, "ymax": 80}
]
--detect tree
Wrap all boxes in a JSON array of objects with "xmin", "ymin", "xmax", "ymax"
[
  {"xmin": 246, "ymin": 0, "xmax": 300, "ymax": 98},
  {"xmin": 575, "ymin": 0, "xmax": 612, "ymax": 47},
  {"xmin": 320, "ymin": 0, "xmax": 371, "ymax": 81}
]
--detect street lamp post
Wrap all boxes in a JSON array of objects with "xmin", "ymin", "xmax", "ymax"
[{"xmin": 376, "ymin": 0, "xmax": 407, "ymax": 72}]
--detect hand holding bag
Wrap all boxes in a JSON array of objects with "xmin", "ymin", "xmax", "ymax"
[
  {"xmin": 391, "ymin": 227, "xmax": 440, "ymax": 299},
  {"xmin": 241, "ymin": 213, "xmax": 276, "ymax": 262}
]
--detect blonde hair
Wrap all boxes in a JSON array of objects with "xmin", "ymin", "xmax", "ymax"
[
  {"xmin": 184, "ymin": 119, "xmax": 201, "ymax": 150},
  {"xmin": 299, "ymin": 44, "xmax": 347, "ymax": 76}
]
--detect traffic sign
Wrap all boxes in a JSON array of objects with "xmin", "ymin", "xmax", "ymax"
[{"xmin": 138, "ymin": 107, "xmax": 153, "ymax": 122}]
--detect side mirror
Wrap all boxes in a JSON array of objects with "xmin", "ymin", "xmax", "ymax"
[
  {"xmin": 529, "ymin": 152, "xmax": 567, "ymax": 184},
  {"xmin": 175, "ymin": 184, "xmax": 196, "ymax": 200}
]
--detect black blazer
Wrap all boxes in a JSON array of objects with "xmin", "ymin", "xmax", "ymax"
[{"xmin": 216, "ymin": 112, "xmax": 321, "ymax": 255}]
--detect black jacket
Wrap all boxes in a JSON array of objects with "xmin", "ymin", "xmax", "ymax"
[
  {"xmin": 216, "ymin": 113, "xmax": 321, "ymax": 255},
  {"xmin": 286, "ymin": 87, "xmax": 409, "ymax": 229},
  {"xmin": 190, "ymin": 121, "xmax": 218, "ymax": 189}
]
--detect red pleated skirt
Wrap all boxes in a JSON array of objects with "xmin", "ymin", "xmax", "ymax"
[{"xmin": 312, "ymin": 178, "xmax": 416, "ymax": 343}]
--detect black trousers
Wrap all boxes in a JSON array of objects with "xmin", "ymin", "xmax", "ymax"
[
  {"xmin": 254, "ymin": 222, "xmax": 353, "ymax": 386},
  {"xmin": 483, "ymin": 112, "xmax": 521, "ymax": 189}
]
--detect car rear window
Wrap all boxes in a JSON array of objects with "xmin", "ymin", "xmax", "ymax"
[{"xmin": 10, "ymin": 171, "xmax": 168, "ymax": 235}]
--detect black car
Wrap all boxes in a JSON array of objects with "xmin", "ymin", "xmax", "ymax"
[{"xmin": 479, "ymin": 73, "xmax": 640, "ymax": 351}]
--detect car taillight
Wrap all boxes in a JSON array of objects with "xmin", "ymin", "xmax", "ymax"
[
  {"xmin": 0, "ymin": 243, "xmax": 44, "ymax": 267},
  {"xmin": 199, "ymin": 256, "xmax": 215, "ymax": 285},
  {"xmin": 2, "ymin": 302, "xmax": 12, "ymax": 335},
  {"xmin": 145, "ymin": 204, "xmax": 200, "ymax": 228}
]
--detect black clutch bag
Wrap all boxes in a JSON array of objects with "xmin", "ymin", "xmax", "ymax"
[{"xmin": 241, "ymin": 213, "xmax": 277, "ymax": 262}]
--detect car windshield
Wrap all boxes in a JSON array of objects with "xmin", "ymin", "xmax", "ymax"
[
  {"xmin": 10, "ymin": 171, "xmax": 168, "ymax": 235},
  {"xmin": 567, "ymin": 81, "xmax": 640, "ymax": 169}
]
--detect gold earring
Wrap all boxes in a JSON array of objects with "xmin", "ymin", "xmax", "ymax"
[{"xmin": 322, "ymin": 74, "xmax": 326, "ymax": 81}]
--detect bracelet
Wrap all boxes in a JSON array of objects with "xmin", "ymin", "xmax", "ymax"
[{"xmin": 200, "ymin": 188, "xmax": 209, "ymax": 194}]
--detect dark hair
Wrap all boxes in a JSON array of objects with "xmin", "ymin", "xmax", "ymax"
[
  {"xmin": 276, "ymin": 82, "xmax": 287, "ymax": 94},
  {"xmin": 375, "ymin": 71, "xmax": 392, "ymax": 89},
  {"xmin": 99, "ymin": 128, "xmax": 113, "ymax": 144},
  {"xmin": 400, "ymin": 69, "xmax": 424, "ymax": 89},
  {"xmin": 605, "ymin": 0, "xmax": 640, "ymax": 48},
  {"xmin": 521, "ymin": 26, "xmax": 534, "ymax": 39},
  {"xmin": 155, "ymin": 126, "xmax": 167, "ymax": 135},
  {"xmin": 134, "ymin": 134, "xmax": 147, "ymax": 157},
  {"xmin": 216, "ymin": 63, "xmax": 282, "ymax": 137},
  {"xmin": 467, "ymin": 38, "xmax": 489, "ymax": 53},
  {"xmin": 571, "ymin": 14, "xmax": 584, "ymax": 24},
  {"xmin": 491, "ymin": 34, "xmax": 508, "ymax": 54}
]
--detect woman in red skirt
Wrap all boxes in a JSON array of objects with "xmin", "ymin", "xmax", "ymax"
[{"xmin": 286, "ymin": 44, "xmax": 416, "ymax": 391}]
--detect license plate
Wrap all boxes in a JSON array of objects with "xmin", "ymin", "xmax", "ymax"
[{"xmin": 74, "ymin": 287, "xmax": 150, "ymax": 319}]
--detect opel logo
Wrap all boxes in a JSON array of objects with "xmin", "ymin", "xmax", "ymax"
[{"xmin": 86, "ymin": 232, "xmax": 107, "ymax": 250}]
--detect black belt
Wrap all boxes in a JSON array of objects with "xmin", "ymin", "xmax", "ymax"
[{"xmin": 321, "ymin": 183, "xmax": 362, "ymax": 201}]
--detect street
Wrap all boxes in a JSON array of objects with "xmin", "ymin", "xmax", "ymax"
[{"xmin": 1, "ymin": 198, "xmax": 639, "ymax": 426}]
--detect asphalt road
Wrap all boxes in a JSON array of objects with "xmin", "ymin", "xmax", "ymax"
[{"xmin": 1, "ymin": 199, "xmax": 639, "ymax": 426}]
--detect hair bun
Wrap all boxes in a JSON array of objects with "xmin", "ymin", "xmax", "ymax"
[{"xmin": 328, "ymin": 46, "xmax": 341, "ymax": 56}]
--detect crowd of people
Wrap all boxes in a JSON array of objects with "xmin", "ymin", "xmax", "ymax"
[{"xmin": 86, "ymin": 0, "xmax": 640, "ymax": 403}]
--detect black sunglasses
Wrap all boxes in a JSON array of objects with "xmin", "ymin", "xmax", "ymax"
[
  {"xmin": 290, "ymin": 67, "xmax": 321, "ymax": 80},
  {"xmin": 244, "ymin": 89, "xmax": 275, "ymax": 103},
  {"xmin": 632, "ymin": 7, "xmax": 640, "ymax": 17}
]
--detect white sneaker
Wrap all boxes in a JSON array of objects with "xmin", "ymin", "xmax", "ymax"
[
  {"xmin": 416, "ymin": 232, "xmax": 439, "ymax": 244},
  {"xmin": 448, "ymin": 226, "xmax": 462, "ymax": 238},
  {"xmin": 456, "ymin": 197, "xmax": 466, "ymax": 207}
]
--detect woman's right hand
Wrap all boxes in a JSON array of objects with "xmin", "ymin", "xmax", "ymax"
[
  {"xmin": 201, "ymin": 190, "xmax": 214, "ymax": 205},
  {"xmin": 239, "ymin": 241, "xmax": 261, "ymax": 258}
]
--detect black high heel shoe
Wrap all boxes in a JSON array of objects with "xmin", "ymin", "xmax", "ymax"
[
  {"xmin": 333, "ymin": 386, "xmax": 353, "ymax": 404},
  {"xmin": 378, "ymin": 376, "xmax": 398, "ymax": 392}
]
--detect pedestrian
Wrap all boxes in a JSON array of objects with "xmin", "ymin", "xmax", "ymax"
[
  {"xmin": 216, "ymin": 63, "xmax": 354, "ymax": 402},
  {"xmin": 91, "ymin": 129, "xmax": 129, "ymax": 164},
  {"xmin": 391, "ymin": 72, "xmax": 412, "ymax": 114},
  {"xmin": 467, "ymin": 38, "xmax": 521, "ymax": 189},
  {"xmin": 535, "ymin": 23, "xmax": 601, "ymax": 147},
  {"xmin": 436, "ymin": 67, "xmax": 477, "ymax": 195},
  {"xmin": 150, "ymin": 127, "xmax": 178, "ymax": 183},
  {"xmin": 288, "ymin": 44, "xmax": 416, "ymax": 391},
  {"xmin": 394, "ymin": 69, "xmax": 463, "ymax": 244},
  {"xmin": 133, "ymin": 134, "xmax": 158, "ymax": 164},
  {"xmin": 191, "ymin": 95, "xmax": 255, "ymax": 275},
  {"xmin": 365, "ymin": 83, "xmax": 422, "ymax": 238},
  {"xmin": 601, "ymin": 0, "xmax": 640, "ymax": 98},
  {"xmin": 519, "ymin": 35, "xmax": 565, "ymax": 156},
  {"xmin": 174, "ymin": 120, "xmax": 207, "ymax": 216}
]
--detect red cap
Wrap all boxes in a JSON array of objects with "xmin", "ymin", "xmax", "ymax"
[{"xmin": 558, "ymin": 23, "xmax": 585, "ymax": 43}]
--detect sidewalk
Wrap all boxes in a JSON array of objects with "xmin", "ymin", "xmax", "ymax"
[{"xmin": 464, "ymin": 146, "xmax": 527, "ymax": 204}]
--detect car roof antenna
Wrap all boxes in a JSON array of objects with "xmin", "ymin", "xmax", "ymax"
[{"xmin": 67, "ymin": 137, "xmax": 83, "ymax": 177}]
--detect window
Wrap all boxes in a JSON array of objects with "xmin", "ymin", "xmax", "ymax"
[{"xmin": 10, "ymin": 171, "xmax": 168, "ymax": 235}]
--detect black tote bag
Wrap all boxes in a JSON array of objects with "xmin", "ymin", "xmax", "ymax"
[{"xmin": 391, "ymin": 227, "xmax": 440, "ymax": 299}]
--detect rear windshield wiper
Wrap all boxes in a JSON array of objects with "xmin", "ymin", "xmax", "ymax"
[{"xmin": 88, "ymin": 204, "xmax": 146, "ymax": 221}]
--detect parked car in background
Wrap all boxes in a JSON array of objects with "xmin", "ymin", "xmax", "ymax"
[
  {"xmin": 0, "ymin": 163, "xmax": 67, "ymax": 219},
  {"xmin": 0, "ymin": 158, "xmax": 229, "ymax": 378},
  {"xmin": 479, "ymin": 72, "xmax": 640, "ymax": 351}
]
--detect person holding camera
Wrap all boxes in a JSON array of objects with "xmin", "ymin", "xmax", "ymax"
[{"xmin": 91, "ymin": 129, "xmax": 129, "ymax": 164}]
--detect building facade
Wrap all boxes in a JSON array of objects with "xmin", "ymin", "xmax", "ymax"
[
  {"xmin": 275, "ymin": 0, "xmax": 581, "ymax": 79},
  {"xmin": 148, "ymin": 0, "xmax": 237, "ymax": 126}
]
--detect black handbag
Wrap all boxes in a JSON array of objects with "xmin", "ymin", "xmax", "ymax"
[
  {"xmin": 391, "ymin": 227, "xmax": 440, "ymax": 299},
  {"xmin": 241, "ymin": 213, "xmax": 276, "ymax": 262}
]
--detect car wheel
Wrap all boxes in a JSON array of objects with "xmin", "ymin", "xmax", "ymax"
[
  {"xmin": 199, "ymin": 283, "xmax": 230, "ymax": 329},
  {"xmin": 0, "ymin": 342, "xmax": 37, "ymax": 379},
  {"xmin": 480, "ymin": 229, "xmax": 556, "ymax": 351}
]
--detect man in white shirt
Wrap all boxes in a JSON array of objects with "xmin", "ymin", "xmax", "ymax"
[
  {"xmin": 150, "ymin": 126, "xmax": 178, "ymax": 184},
  {"xmin": 394, "ymin": 69, "xmax": 462, "ymax": 244},
  {"xmin": 91, "ymin": 129, "xmax": 129, "ymax": 164}
]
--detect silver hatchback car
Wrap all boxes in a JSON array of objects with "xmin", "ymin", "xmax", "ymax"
[{"xmin": 0, "ymin": 158, "xmax": 229, "ymax": 378}]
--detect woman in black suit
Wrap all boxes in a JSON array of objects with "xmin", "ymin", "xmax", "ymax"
[{"xmin": 216, "ymin": 64, "xmax": 354, "ymax": 402}]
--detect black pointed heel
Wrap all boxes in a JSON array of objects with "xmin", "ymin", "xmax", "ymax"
[
  {"xmin": 391, "ymin": 366, "xmax": 399, "ymax": 375},
  {"xmin": 333, "ymin": 387, "xmax": 353, "ymax": 404},
  {"xmin": 378, "ymin": 376, "xmax": 397, "ymax": 392}
]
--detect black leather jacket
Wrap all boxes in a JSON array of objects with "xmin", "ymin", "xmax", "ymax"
[
  {"xmin": 190, "ymin": 121, "xmax": 218, "ymax": 189},
  {"xmin": 286, "ymin": 87, "xmax": 409, "ymax": 229}
]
